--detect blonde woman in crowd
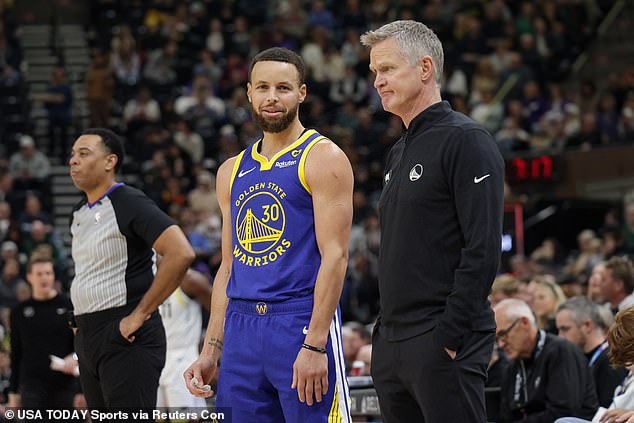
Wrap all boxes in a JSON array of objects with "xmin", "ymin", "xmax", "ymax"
[{"xmin": 530, "ymin": 275, "xmax": 566, "ymax": 333}]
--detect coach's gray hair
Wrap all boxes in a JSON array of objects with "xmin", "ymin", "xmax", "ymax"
[
  {"xmin": 558, "ymin": 296, "xmax": 608, "ymax": 331},
  {"xmin": 360, "ymin": 20, "xmax": 444, "ymax": 87}
]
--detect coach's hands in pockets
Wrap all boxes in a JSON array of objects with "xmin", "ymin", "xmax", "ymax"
[
  {"xmin": 292, "ymin": 347, "xmax": 328, "ymax": 406},
  {"xmin": 183, "ymin": 350, "xmax": 220, "ymax": 398}
]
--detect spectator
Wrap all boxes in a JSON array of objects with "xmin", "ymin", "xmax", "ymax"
[
  {"xmin": 173, "ymin": 119, "xmax": 204, "ymax": 164},
  {"xmin": 556, "ymin": 297, "xmax": 628, "ymax": 408},
  {"xmin": 341, "ymin": 321, "xmax": 370, "ymax": 372},
  {"xmin": 42, "ymin": 67, "xmax": 73, "ymax": 160},
  {"xmin": 494, "ymin": 299, "xmax": 598, "ymax": 422},
  {"xmin": 600, "ymin": 256, "xmax": 634, "ymax": 315},
  {"xmin": 555, "ymin": 305, "xmax": 634, "ymax": 423},
  {"xmin": 0, "ymin": 257, "xmax": 25, "ymax": 311},
  {"xmin": 187, "ymin": 170, "xmax": 219, "ymax": 224},
  {"xmin": 8, "ymin": 135, "xmax": 51, "ymax": 192},
  {"xmin": 530, "ymin": 275, "xmax": 566, "ymax": 333},
  {"xmin": 85, "ymin": 51, "xmax": 114, "ymax": 128},
  {"xmin": 490, "ymin": 274, "xmax": 521, "ymax": 307},
  {"xmin": 588, "ymin": 261, "xmax": 607, "ymax": 303}
]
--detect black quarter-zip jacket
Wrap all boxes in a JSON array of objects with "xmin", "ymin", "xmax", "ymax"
[{"xmin": 378, "ymin": 101, "xmax": 504, "ymax": 350}]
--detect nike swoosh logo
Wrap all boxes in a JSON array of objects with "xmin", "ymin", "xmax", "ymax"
[
  {"xmin": 474, "ymin": 174, "xmax": 491, "ymax": 184},
  {"xmin": 302, "ymin": 326, "xmax": 309, "ymax": 335},
  {"xmin": 238, "ymin": 167, "xmax": 256, "ymax": 178}
]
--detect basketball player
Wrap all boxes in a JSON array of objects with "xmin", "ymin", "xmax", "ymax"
[
  {"xmin": 158, "ymin": 269, "xmax": 211, "ymax": 409},
  {"xmin": 184, "ymin": 47, "xmax": 354, "ymax": 423}
]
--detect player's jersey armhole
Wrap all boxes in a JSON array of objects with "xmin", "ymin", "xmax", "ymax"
[
  {"xmin": 298, "ymin": 136, "xmax": 328, "ymax": 195},
  {"xmin": 229, "ymin": 150, "xmax": 246, "ymax": 194}
]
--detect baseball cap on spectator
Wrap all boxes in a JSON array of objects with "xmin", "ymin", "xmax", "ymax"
[
  {"xmin": 19, "ymin": 135, "xmax": 35, "ymax": 148},
  {"xmin": 1, "ymin": 241, "xmax": 18, "ymax": 254}
]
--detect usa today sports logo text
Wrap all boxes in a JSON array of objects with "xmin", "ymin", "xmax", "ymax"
[{"xmin": 5, "ymin": 407, "xmax": 231, "ymax": 421}]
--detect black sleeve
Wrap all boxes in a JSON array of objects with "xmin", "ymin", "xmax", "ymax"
[
  {"xmin": 434, "ymin": 128, "xmax": 505, "ymax": 350},
  {"xmin": 595, "ymin": 356, "xmax": 628, "ymax": 408},
  {"xmin": 113, "ymin": 187, "xmax": 176, "ymax": 247},
  {"xmin": 524, "ymin": 347, "xmax": 593, "ymax": 423},
  {"xmin": 9, "ymin": 306, "xmax": 21, "ymax": 393}
]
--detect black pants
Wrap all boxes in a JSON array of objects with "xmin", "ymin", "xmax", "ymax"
[
  {"xmin": 372, "ymin": 327, "xmax": 494, "ymax": 423},
  {"xmin": 74, "ymin": 304, "xmax": 166, "ymax": 410}
]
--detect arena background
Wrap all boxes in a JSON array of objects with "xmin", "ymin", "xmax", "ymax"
[{"xmin": 0, "ymin": 0, "xmax": 633, "ymax": 421}]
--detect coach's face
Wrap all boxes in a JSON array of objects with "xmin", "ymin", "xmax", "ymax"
[
  {"xmin": 247, "ymin": 60, "xmax": 306, "ymax": 133},
  {"xmin": 69, "ymin": 135, "xmax": 117, "ymax": 192},
  {"xmin": 369, "ymin": 37, "xmax": 426, "ymax": 122}
]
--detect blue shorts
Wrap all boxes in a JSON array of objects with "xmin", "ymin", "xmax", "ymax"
[{"xmin": 217, "ymin": 298, "xmax": 351, "ymax": 423}]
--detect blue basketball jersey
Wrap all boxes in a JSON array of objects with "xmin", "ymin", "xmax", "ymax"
[{"xmin": 228, "ymin": 129, "xmax": 327, "ymax": 301}]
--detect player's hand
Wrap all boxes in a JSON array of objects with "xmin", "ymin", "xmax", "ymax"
[
  {"xmin": 292, "ymin": 347, "xmax": 328, "ymax": 406},
  {"xmin": 119, "ymin": 311, "xmax": 149, "ymax": 342},
  {"xmin": 183, "ymin": 352, "xmax": 220, "ymax": 398},
  {"xmin": 444, "ymin": 347, "xmax": 457, "ymax": 360},
  {"xmin": 601, "ymin": 409, "xmax": 634, "ymax": 423}
]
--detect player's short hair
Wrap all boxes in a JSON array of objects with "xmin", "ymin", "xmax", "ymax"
[{"xmin": 248, "ymin": 47, "xmax": 305, "ymax": 86}]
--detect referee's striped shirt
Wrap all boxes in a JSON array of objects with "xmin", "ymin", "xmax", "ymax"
[{"xmin": 69, "ymin": 183, "xmax": 175, "ymax": 315}]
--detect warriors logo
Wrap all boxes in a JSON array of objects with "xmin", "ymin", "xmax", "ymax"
[
  {"xmin": 234, "ymin": 188, "xmax": 291, "ymax": 266},
  {"xmin": 236, "ymin": 191, "xmax": 285, "ymax": 253}
]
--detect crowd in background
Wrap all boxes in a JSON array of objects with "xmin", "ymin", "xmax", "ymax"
[{"xmin": 1, "ymin": 0, "xmax": 634, "ymax": 417}]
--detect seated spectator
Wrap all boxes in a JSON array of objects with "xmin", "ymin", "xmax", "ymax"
[
  {"xmin": 0, "ymin": 201, "xmax": 18, "ymax": 244},
  {"xmin": 175, "ymin": 75, "xmax": 225, "ymax": 118},
  {"xmin": 588, "ymin": 261, "xmax": 607, "ymax": 303},
  {"xmin": 600, "ymin": 256, "xmax": 634, "ymax": 315},
  {"xmin": 341, "ymin": 321, "xmax": 370, "ymax": 373},
  {"xmin": 42, "ymin": 67, "xmax": 73, "ymax": 160},
  {"xmin": 187, "ymin": 171, "xmax": 219, "ymax": 224},
  {"xmin": 18, "ymin": 193, "xmax": 53, "ymax": 237},
  {"xmin": 0, "ymin": 257, "xmax": 26, "ymax": 311},
  {"xmin": 530, "ymin": 275, "xmax": 566, "ymax": 333},
  {"xmin": 143, "ymin": 40, "xmax": 178, "ymax": 87},
  {"xmin": 490, "ymin": 274, "xmax": 521, "ymax": 307},
  {"xmin": 85, "ymin": 51, "xmax": 114, "ymax": 128},
  {"xmin": 8, "ymin": 135, "xmax": 51, "ymax": 193},
  {"xmin": 566, "ymin": 229, "xmax": 602, "ymax": 280},
  {"xmin": 173, "ymin": 119, "xmax": 204, "ymax": 164},
  {"xmin": 351, "ymin": 344, "xmax": 372, "ymax": 377},
  {"xmin": 110, "ymin": 24, "xmax": 141, "ymax": 87},
  {"xmin": 565, "ymin": 112, "xmax": 602, "ymax": 150},
  {"xmin": 555, "ymin": 305, "xmax": 634, "ymax": 423},
  {"xmin": 556, "ymin": 297, "xmax": 628, "ymax": 407},
  {"xmin": 494, "ymin": 299, "xmax": 598, "ymax": 422}
]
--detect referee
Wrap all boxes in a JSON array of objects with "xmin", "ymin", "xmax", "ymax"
[
  {"xmin": 68, "ymin": 128, "xmax": 194, "ymax": 410},
  {"xmin": 361, "ymin": 21, "xmax": 504, "ymax": 422}
]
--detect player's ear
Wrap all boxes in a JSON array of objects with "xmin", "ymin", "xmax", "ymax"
[
  {"xmin": 247, "ymin": 82, "xmax": 252, "ymax": 103},
  {"xmin": 298, "ymin": 84, "xmax": 306, "ymax": 103}
]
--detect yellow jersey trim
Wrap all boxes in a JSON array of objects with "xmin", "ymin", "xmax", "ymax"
[
  {"xmin": 229, "ymin": 150, "xmax": 246, "ymax": 194},
  {"xmin": 328, "ymin": 385, "xmax": 340, "ymax": 423},
  {"xmin": 251, "ymin": 129, "xmax": 318, "ymax": 171},
  {"xmin": 174, "ymin": 287, "xmax": 188, "ymax": 306},
  {"xmin": 298, "ymin": 135, "xmax": 327, "ymax": 195}
]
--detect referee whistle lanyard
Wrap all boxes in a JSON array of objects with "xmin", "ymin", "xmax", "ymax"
[{"xmin": 588, "ymin": 341, "xmax": 609, "ymax": 367}]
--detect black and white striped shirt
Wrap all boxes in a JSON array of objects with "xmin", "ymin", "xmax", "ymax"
[{"xmin": 70, "ymin": 183, "xmax": 175, "ymax": 315}]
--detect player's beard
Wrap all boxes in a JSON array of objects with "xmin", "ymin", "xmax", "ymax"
[{"xmin": 252, "ymin": 103, "xmax": 299, "ymax": 133}]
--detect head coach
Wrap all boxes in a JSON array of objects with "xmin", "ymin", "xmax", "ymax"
[{"xmin": 361, "ymin": 20, "xmax": 505, "ymax": 422}]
